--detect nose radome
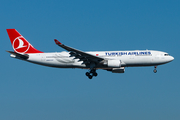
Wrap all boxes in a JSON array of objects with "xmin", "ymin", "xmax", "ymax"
[{"xmin": 171, "ymin": 56, "xmax": 174, "ymax": 61}]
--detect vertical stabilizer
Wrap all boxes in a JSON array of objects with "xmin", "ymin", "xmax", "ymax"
[{"xmin": 6, "ymin": 29, "xmax": 43, "ymax": 54}]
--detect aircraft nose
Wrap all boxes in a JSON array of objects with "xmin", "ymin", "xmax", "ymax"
[
  {"xmin": 164, "ymin": 55, "xmax": 174, "ymax": 63},
  {"xmin": 170, "ymin": 56, "xmax": 174, "ymax": 61},
  {"xmin": 167, "ymin": 56, "xmax": 174, "ymax": 62}
]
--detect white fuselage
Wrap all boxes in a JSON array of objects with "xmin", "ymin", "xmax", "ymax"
[{"xmin": 25, "ymin": 50, "xmax": 174, "ymax": 69}]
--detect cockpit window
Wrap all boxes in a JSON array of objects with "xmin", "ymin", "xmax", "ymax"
[{"xmin": 164, "ymin": 54, "xmax": 170, "ymax": 56}]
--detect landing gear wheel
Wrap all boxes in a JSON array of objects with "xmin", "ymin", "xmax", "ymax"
[
  {"xmin": 153, "ymin": 69, "xmax": 157, "ymax": 73},
  {"xmin": 93, "ymin": 72, "xmax": 98, "ymax": 77},
  {"xmin": 88, "ymin": 75, "xmax": 93, "ymax": 79},
  {"xmin": 86, "ymin": 68, "xmax": 97, "ymax": 79},
  {"xmin": 153, "ymin": 66, "xmax": 157, "ymax": 73},
  {"xmin": 86, "ymin": 72, "xmax": 90, "ymax": 76}
]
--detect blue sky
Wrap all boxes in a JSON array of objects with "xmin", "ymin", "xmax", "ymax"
[{"xmin": 1, "ymin": 0, "xmax": 180, "ymax": 120}]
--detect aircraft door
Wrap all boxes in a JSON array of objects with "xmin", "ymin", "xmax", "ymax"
[{"xmin": 41, "ymin": 55, "xmax": 46, "ymax": 61}]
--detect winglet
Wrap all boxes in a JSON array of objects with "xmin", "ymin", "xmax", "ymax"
[{"xmin": 54, "ymin": 39, "xmax": 62, "ymax": 45}]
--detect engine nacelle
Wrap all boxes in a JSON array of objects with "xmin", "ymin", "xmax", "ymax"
[
  {"xmin": 112, "ymin": 67, "xmax": 125, "ymax": 73},
  {"xmin": 107, "ymin": 60, "xmax": 121, "ymax": 68}
]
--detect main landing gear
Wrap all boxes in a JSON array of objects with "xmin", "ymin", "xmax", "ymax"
[
  {"xmin": 86, "ymin": 69, "xmax": 98, "ymax": 79},
  {"xmin": 153, "ymin": 66, "xmax": 157, "ymax": 73}
]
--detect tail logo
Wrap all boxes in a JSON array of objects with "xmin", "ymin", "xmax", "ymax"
[{"xmin": 13, "ymin": 36, "xmax": 30, "ymax": 53}]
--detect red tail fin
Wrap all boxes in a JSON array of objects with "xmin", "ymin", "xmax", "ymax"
[{"xmin": 6, "ymin": 29, "xmax": 43, "ymax": 54}]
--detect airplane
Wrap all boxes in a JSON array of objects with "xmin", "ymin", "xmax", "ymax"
[{"xmin": 6, "ymin": 29, "xmax": 174, "ymax": 79}]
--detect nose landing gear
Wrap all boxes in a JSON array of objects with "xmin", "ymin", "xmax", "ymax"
[
  {"xmin": 153, "ymin": 66, "xmax": 157, "ymax": 73},
  {"xmin": 85, "ymin": 69, "xmax": 98, "ymax": 79}
]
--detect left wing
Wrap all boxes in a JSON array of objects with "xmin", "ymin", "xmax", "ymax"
[{"xmin": 54, "ymin": 39, "xmax": 104, "ymax": 64}]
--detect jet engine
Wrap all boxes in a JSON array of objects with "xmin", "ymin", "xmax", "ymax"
[
  {"xmin": 105, "ymin": 67, "xmax": 125, "ymax": 73},
  {"xmin": 107, "ymin": 60, "xmax": 121, "ymax": 68},
  {"xmin": 111, "ymin": 67, "xmax": 125, "ymax": 73}
]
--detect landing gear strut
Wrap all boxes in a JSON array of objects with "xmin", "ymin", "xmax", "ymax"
[
  {"xmin": 153, "ymin": 66, "xmax": 157, "ymax": 73},
  {"xmin": 86, "ymin": 69, "xmax": 98, "ymax": 79}
]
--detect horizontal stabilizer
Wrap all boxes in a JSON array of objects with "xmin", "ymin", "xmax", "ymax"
[{"xmin": 6, "ymin": 51, "xmax": 29, "ymax": 60}]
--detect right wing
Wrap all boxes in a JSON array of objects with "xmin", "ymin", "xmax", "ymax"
[{"xmin": 54, "ymin": 39, "xmax": 104, "ymax": 64}]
